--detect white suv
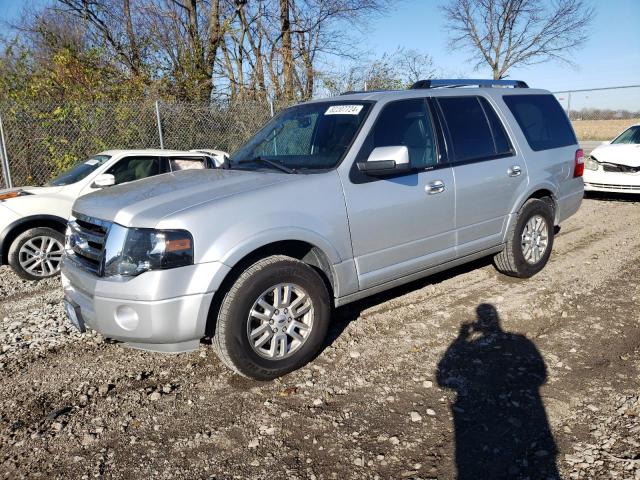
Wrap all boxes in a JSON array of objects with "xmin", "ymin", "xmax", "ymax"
[{"xmin": 0, "ymin": 149, "xmax": 226, "ymax": 280}]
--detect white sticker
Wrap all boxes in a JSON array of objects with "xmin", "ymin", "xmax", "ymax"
[
  {"xmin": 325, "ymin": 105, "xmax": 363, "ymax": 115},
  {"xmin": 85, "ymin": 159, "xmax": 99, "ymax": 165}
]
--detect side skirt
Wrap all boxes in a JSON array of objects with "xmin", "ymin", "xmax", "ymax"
[{"xmin": 334, "ymin": 245, "xmax": 504, "ymax": 307}]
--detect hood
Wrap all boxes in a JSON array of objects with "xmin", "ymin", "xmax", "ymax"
[
  {"xmin": 72, "ymin": 169, "xmax": 294, "ymax": 227},
  {"xmin": 590, "ymin": 143, "xmax": 640, "ymax": 167}
]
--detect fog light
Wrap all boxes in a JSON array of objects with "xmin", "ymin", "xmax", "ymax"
[{"xmin": 114, "ymin": 306, "xmax": 139, "ymax": 331}]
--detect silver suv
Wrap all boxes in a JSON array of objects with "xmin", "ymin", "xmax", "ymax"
[{"xmin": 62, "ymin": 79, "xmax": 584, "ymax": 379}]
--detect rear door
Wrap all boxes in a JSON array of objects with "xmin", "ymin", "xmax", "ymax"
[
  {"xmin": 435, "ymin": 95, "xmax": 527, "ymax": 256},
  {"xmin": 342, "ymin": 98, "xmax": 456, "ymax": 290}
]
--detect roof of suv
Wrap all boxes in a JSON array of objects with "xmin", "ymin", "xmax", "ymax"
[{"xmin": 307, "ymin": 83, "xmax": 550, "ymax": 104}]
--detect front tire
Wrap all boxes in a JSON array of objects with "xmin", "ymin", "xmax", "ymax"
[
  {"xmin": 213, "ymin": 255, "xmax": 331, "ymax": 380},
  {"xmin": 493, "ymin": 198, "xmax": 555, "ymax": 278},
  {"xmin": 8, "ymin": 227, "xmax": 65, "ymax": 281}
]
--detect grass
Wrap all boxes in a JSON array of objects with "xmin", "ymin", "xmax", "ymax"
[{"xmin": 571, "ymin": 118, "xmax": 640, "ymax": 141}]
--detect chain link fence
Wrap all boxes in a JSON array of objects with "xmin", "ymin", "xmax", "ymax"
[
  {"xmin": 0, "ymin": 99, "xmax": 282, "ymax": 188},
  {"xmin": 553, "ymin": 85, "xmax": 640, "ymax": 142},
  {"xmin": 2, "ymin": 86, "xmax": 640, "ymax": 188}
]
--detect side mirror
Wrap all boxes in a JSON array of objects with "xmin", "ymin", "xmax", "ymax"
[
  {"xmin": 92, "ymin": 173, "xmax": 115, "ymax": 188},
  {"xmin": 357, "ymin": 146, "xmax": 411, "ymax": 176},
  {"xmin": 601, "ymin": 140, "xmax": 611, "ymax": 145}
]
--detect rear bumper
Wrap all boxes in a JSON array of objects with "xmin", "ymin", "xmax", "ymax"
[{"xmin": 61, "ymin": 259, "xmax": 229, "ymax": 352}]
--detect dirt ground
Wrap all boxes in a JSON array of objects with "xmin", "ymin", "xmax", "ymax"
[{"xmin": 1, "ymin": 194, "xmax": 639, "ymax": 480}]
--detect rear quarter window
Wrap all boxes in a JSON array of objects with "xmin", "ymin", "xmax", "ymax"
[{"xmin": 503, "ymin": 94, "xmax": 576, "ymax": 151}]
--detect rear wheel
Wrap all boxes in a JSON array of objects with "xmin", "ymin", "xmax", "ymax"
[
  {"xmin": 8, "ymin": 227, "xmax": 65, "ymax": 281},
  {"xmin": 493, "ymin": 198, "xmax": 555, "ymax": 278},
  {"xmin": 213, "ymin": 255, "xmax": 331, "ymax": 380}
]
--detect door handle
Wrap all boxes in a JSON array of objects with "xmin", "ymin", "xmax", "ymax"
[
  {"xmin": 425, "ymin": 180, "xmax": 446, "ymax": 194},
  {"xmin": 508, "ymin": 165, "xmax": 522, "ymax": 177}
]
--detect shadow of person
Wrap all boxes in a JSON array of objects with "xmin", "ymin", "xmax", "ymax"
[{"xmin": 437, "ymin": 304, "xmax": 559, "ymax": 480}]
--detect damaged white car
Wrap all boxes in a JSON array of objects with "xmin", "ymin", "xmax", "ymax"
[{"xmin": 584, "ymin": 124, "xmax": 640, "ymax": 194}]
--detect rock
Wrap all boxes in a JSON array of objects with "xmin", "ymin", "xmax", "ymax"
[
  {"xmin": 389, "ymin": 436, "xmax": 400, "ymax": 445},
  {"xmin": 313, "ymin": 398, "xmax": 323, "ymax": 406},
  {"xmin": 81, "ymin": 433, "xmax": 96, "ymax": 446},
  {"xmin": 149, "ymin": 392, "xmax": 162, "ymax": 401},
  {"xmin": 423, "ymin": 380, "xmax": 433, "ymax": 388},
  {"xmin": 426, "ymin": 409, "xmax": 436, "ymax": 417},
  {"xmin": 410, "ymin": 411, "xmax": 422, "ymax": 422},
  {"xmin": 354, "ymin": 457, "xmax": 364, "ymax": 467},
  {"xmin": 349, "ymin": 351, "xmax": 361, "ymax": 359},
  {"xmin": 248, "ymin": 438, "xmax": 259, "ymax": 449}
]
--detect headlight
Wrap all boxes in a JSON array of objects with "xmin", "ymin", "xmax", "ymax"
[
  {"xmin": 585, "ymin": 157, "xmax": 600, "ymax": 171},
  {"xmin": 103, "ymin": 227, "xmax": 194, "ymax": 277},
  {"xmin": 0, "ymin": 190, "xmax": 31, "ymax": 201}
]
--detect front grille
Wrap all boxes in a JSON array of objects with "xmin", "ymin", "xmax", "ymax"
[
  {"xmin": 602, "ymin": 163, "xmax": 640, "ymax": 174},
  {"xmin": 585, "ymin": 182, "xmax": 640, "ymax": 191},
  {"xmin": 67, "ymin": 213, "xmax": 111, "ymax": 275}
]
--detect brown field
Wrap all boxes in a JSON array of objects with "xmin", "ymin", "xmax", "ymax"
[{"xmin": 571, "ymin": 118, "xmax": 640, "ymax": 141}]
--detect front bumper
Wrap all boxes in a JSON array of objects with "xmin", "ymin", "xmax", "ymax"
[
  {"xmin": 0, "ymin": 203, "xmax": 21, "ymax": 266},
  {"xmin": 584, "ymin": 169, "xmax": 640, "ymax": 193},
  {"xmin": 61, "ymin": 258, "xmax": 230, "ymax": 352}
]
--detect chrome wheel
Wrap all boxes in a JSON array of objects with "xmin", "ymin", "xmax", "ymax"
[
  {"xmin": 246, "ymin": 283, "xmax": 314, "ymax": 360},
  {"xmin": 18, "ymin": 235, "xmax": 64, "ymax": 277},
  {"xmin": 521, "ymin": 215, "xmax": 549, "ymax": 265}
]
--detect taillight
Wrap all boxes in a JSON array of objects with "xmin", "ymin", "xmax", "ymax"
[{"xmin": 574, "ymin": 149, "xmax": 584, "ymax": 178}]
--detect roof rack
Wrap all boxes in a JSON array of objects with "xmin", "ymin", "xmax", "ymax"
[
  {"xmin": 410, "ymin": 79, "xmax": 529, "ymax": 89},
  {"xmin": 339, "ymin": 89, "xmax": 390, "ymax": 95}
]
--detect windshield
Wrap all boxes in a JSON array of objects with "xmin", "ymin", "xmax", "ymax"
[
  {"xmin": 47, "ymin": 155, "xmax": 112, "ymax": 186},
  {"xmin": 611, "ymin": 125, "xmax": 640, "ymax": 145},
  {"xmin": 229, "ymin": 101, "xmax": 372, "ymax": 171}
]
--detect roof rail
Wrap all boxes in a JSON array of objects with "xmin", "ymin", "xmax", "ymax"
[
  {"xmin": 410, "ymin": 79, "xmax": 529, "ymax": 89},
  {"xmin": 340, "ymin": 89, "xmax": 390, "ymax": 95}
]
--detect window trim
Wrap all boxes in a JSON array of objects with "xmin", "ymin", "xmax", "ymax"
[
  {"xmin": 349, "ymin": 97, "xmax": 447, "ymax": 184},
  {"xmin": 434, "ymin": 95, "xmax": 516, "ymax": 165}
]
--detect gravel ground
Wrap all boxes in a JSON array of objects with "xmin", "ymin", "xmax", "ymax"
[{"xmin": 1, "ymin": 194, "xmax": 640, "ymax": 479}]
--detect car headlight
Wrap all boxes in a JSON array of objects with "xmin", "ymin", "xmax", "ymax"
[
  {"xmin": 0, "ymin": 190, "xmax": 31, "ymax": 201},
  {"xmin": 103, "ymin": 227, "xmax": 194, "ymax": 277},
  {"xmin": 585, "ymin": 157, "xmax": 600, "ymax": 171}
]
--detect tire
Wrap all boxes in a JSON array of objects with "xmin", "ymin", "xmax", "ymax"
[
  {"xmin": 493, "ymin": 198, "xmax": 555, "ymax": 278},
  {"xmin": 213, "ymin": 255, "xmax": 331, "ymax": 380},
  {"xmin": 8, "ymin": 227, "xmax": 66, "ymax": 281}
]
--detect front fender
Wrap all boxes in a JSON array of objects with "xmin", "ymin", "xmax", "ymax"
[{"xmin": 219, "ymin": 227, "xmax": 343, "ymax": 268}]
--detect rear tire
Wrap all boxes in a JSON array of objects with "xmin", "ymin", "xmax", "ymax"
[
  {"xmin": 493, "ymin": 198, "xmax": 555, "ymax": 278},
  {"xmin": 213, "ymin": 255, "xmax": 331, "ymax": 380},
  {"xmin": 8, "ymin": 227, "xmax": 65, "ymax": 281}
]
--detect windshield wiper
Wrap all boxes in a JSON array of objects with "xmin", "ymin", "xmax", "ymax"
[{"xmin": 236, "ymin": 156, "xmax": 296, "ymax": 174}]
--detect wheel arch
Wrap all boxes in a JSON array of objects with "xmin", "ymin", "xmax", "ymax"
[
  {"xmin": 0, "ymin": 215, "xmax": 67, "ymax": 265},
  {"xmin": 204, "ymin": 239, "xmax": 337, "ymax": 338}
]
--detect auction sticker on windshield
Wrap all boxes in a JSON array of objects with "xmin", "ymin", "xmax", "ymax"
[{"xmin": 325, "ymin": 105, "xmax": 363, "ymax": 115}]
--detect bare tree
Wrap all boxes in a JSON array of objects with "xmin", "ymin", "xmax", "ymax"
[{"xmin": 442, "ymin": 0, "xmax": 594, "ymax": 79}]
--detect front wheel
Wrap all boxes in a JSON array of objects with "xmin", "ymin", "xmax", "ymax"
[
  {"xmin": 493, "ymin": 198, "xmax": 555, "ymax": 278},
  {"xmin": 213, "ymin": 255, "xmax": 331, "ymax": 380},
  {"xmin": 8, "ymin": 227, "xmax": 65, "ymax": 281}
]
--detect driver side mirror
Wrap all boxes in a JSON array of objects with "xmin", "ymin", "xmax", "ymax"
[
  {"xmin": 601, "ymin": 140, "xmax": 611, "ymax": 145},
  {"xmin": 92, "ymin": 173, "xmax": 115, "ymax": 188},
  {"xmin": 357, "ymin": 146, "xmax": 411, "ymax": 176}
]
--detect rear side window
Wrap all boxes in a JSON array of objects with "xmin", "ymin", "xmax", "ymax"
[
  {"xmin": 169, "ymin": 157, "xmax": 206, "ymax": 171},
  {"xmin": 437, "ymin": 96, "xmax": 497, "ymax": 162},
  {"xmin": 503, "ymin": 94, "xmax": 576, "ymax": 151}
]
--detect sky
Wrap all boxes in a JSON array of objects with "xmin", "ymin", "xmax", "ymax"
[{"xmin": 1, "ymin": 0, "xmax": 638, "ymax": 109}]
